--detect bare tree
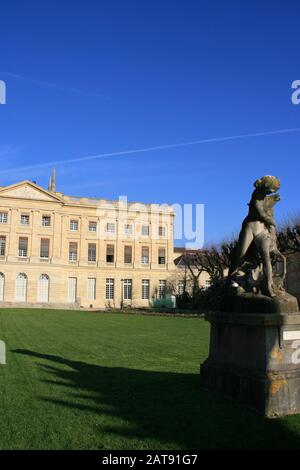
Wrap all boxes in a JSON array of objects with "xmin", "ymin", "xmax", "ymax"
[
  {"xmin": 200, "ymin": 238, "xmax": 237, "ymax": 283},
  {"xmin": 181, "ymin": 251, "xmax": 206, "ymax": 297},
  {"xmin": 277, "ymin": 216, "xmax": 300, "ymax": 254},
  {"xmin": 175, "ymin": 238, "xmax": 237, "ymax": 291}
]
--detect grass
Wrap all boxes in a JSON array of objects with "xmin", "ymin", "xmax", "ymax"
[{"xmin": 0, "ymin": 308, "xmax": 300, "ymax": 450}]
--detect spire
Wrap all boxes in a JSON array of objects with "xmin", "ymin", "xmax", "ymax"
[
  {"xmin": 52, "ymin": 167, "xmax": 56, "ymax": 192},
  {"xmin": 48, "ymin": 168, "xmax": 56, "ymax": 192}
]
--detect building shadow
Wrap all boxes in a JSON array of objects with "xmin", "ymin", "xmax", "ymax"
[{"xmin": 12, "ymin": 349, "xmax": 300, "ymax": 449}]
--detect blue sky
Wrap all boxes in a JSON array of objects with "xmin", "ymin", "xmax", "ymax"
[{"xmin": 0, "ymin": 0, "xmax": 300, "ymax": 246}]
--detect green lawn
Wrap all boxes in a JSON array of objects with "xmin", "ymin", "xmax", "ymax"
[{"xmin": 0, "ymin": 309, "xmax": 300, "ymax": 449}]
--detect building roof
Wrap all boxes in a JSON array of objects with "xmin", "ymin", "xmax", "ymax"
[
  {"xmin": 0, "ymin": 180, "xmax": 174, "ymax": 214},
  {"xmin": 173, "ymin": 248, "xmax": 205, "ymax": 266}
]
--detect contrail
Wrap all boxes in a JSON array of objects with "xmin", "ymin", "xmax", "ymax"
[
  {"xmin": 1, "ymin": 72, "xmax": 110, "ymax": 100},
  {"xmin": 1, "ymin": 127, "xmax": 300, "ymax": 176}
]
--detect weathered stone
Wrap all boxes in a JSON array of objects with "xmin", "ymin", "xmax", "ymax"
[
  {"xmin": 200, "ymin": 311, "xmax": 300, "ymax": 417},
  {"xmin": 223, "ymin": 290, "xmax": 299, "ymax": 314},
  {"xmin": 227, "ymin": 175, "xmax": 288, "ymax": 299},
  {"xmin": 201, "ymin": 176, "xmax": 300, "ymax": 417}
]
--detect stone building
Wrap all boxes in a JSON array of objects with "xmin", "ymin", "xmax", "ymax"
[
  {"xmin": 172, "ymin": 247, "xmax": 212, "ymax": 293},
  {"xmin": 0, "ymin": 175, "xmax": 175, "ymax": 309}
]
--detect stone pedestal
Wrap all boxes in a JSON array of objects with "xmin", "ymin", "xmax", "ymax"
[{"xmin": 200, "ymin": 311, "xmax": 300, "ymax": 417}]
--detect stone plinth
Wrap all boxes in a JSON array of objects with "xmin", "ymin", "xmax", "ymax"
[
  {"xmin": 200, "ymin": 311, "xmax": 300, "ymax": 417},
  {"xmin": 223, "ymin": 291, "xmax": 299, "ymax": 314}
]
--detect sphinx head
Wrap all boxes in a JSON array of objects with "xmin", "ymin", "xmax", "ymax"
[{"xmin": 254, "ymin": 175, "xmax": 280, "ymax": 194}]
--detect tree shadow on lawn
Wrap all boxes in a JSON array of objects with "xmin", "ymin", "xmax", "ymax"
[{"xmin": 12, "ymin": 349, "xmax": 300, "ymax": 449}]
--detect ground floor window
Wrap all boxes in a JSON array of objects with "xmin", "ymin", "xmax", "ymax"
[
  {"xmin": 159, "ymin": 280, "xmax": 166, "ymax": 299},
  {"xmin": 178, "ymin": 280, "xmax": 185, "ymax": 295},
  {"xmin": 68, "ymin": 277, "xmax": 77, "ymax": 303},
  {"xmin": 6, "ymin": 275, "xmax": 175, "ymax": 304},
  {"xmin": 141, "ymin": 279, "xmax": 150, "ymax": 299},
  {"xmin": 38, "ymin": 274, "xmax": 49, "ymax": 302},
  {"xmin": 87, "ymin": 277, "xmax": 96, "ymax": 300},
  {"xmin": 106, "ymin": 278, "xmax": 114, "ymax": 299},
  {"xmin": 123, "ymin": 279, "xmax": 132, "ymax": 300},
  {"xmin": 0, "ymin": 273, "xmax": 4, "ymax": 301},
  {"xmin": 15, "ymin": 273, "xmax": 27, "ymax": 301}
]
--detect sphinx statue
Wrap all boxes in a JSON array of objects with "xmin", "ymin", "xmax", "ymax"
[
  {"xmin": 226, "ymin": 175, "xmax": 298, "ymax": 313},
  {"xmin": 201, "ymin": 176, "xmax": 300, "ymax": 417}
]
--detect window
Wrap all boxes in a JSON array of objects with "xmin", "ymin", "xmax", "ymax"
[
  {"xmin": 124, "ymin": 223, "xmax": 133, "ymax": 235},
  {"xmin": 18, "ymin": 237, "xmax": 28, "ymax": 257},
  {"xmin": 0, "ymin": 273, "xmax": 5, "ymax": 302},
  {"xmin": 40, "ymin": 238, "xmax": 50, "ymax": 259},
  {"xmin": 106, "ymin": 244, "xmax": 114, "ymax": 263},
  {"xmin": 106, "ymin": 278, "xmax": 114, "ymax": 300},
  {"xmin": 42, "ymin": 215, "xmax": 51, "ymax": 227},
  {"xmin": 159, "ymin": 226, "xmax": 166, "ymax": 237},
  {"xmin": 205, "ymin": 279, "xmax": 211, "ymax": 289},
  {"xmin": 0, "ymin": 273, "xmax": 4, "ymax": 301},
  {"xmin": 38, "ymin": 274, "xmax": 49, "ymax": 303},
  {"xmin": 158, "ymin": 248, "xmax": 166, "ymax": 265},
  {"xmin": 141, "ymin": 225, "xmax": 149, "ymax": 236},
  {"xmin": 124, "ymin": 245, "xmax": 132, "ymax": 264},
  {"xmin": 106, "ymin": 222, "xmax": 115, "ymax": 233},
  {"xmin": 68, "ymin": 277, "xmax": 77, "ymax": 303},
  {"xmin": 15, "ymin": 273, "xmax": 27, "ymax": 301},
  {"xmin": 142, "ymin": 279, "xmax": 150, "ymax": 300},
  {"xmin": 0, "ymin": 236, "xmax": 6, "ymax": 256},
  {"xmin": 21, "ymin": 214, "xmax": 29, "ymax": 225},
  {"xmin": 0, "ymin": 212, "xmax": 8, "ymax": 224},
  {"xmin": 87, "ymin": 278, "xmax": 96, "ymax": 301},
  {"xmin": 70, "ymin": 220, "xmax": 78, "ymax": 231},
  {"xmin": 141, "ymin": 246, "xmax": 149, "ymax": 264},
  {"xmin": 178, "ymin": 280, "xmax": 185, "ymax": 295},
  {"xmin": 123, "ymin": 279, "xmax": 132, "ymax": 300},
  {"xmin": 159, "ymin": 280, "xmax": 166, "ymax": 299},
  {"xmin": 69, "ymin": 242, "xmax": 78, "ymax": 262},
  {"xmin": 88, "ymin": 243, "xmax": 96, "ymax": 262},
  {"xmin": 89, "ymin": 221, "xmax": 97, "ymax": 232}
]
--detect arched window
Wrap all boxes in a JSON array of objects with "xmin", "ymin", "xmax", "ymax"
[
  {"xmin": 0, "ymin": 273, "xmax": 5, "ymax": 301},
  {"xmin": 15, "ymin": 273, "xmax": 27, "ymax": 302},
  {"xmin": 38, "ymin": 274, "xmax": 49, "ymax": 303}
]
